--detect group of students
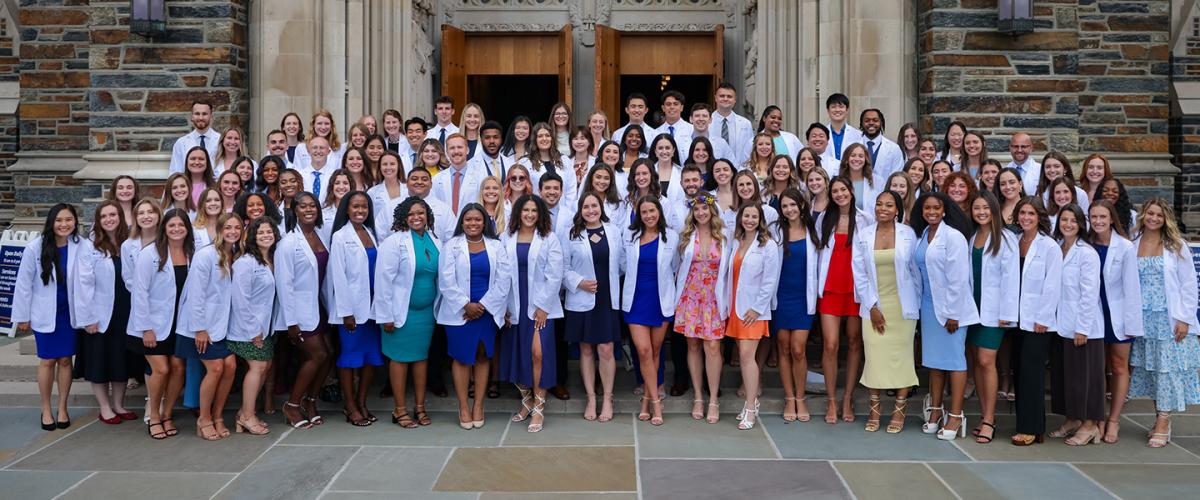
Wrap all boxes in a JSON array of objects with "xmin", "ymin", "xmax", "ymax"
[{"xmin": 13, "ymin": 84, "xmax": 1200, "ymax": 447}]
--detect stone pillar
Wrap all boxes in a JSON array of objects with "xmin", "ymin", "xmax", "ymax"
[
  {"xmin": 1171, "ymin": 0, "xmax": 1200, "ymax": 231},
  {"xmin": 0, "ymin": 3, "xmax": 19, "ymax": 220}
]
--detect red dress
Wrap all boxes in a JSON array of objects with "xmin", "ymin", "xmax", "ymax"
[{"xmin": 818, "ymin": 233, "xmax": 860, "ymax": 316}]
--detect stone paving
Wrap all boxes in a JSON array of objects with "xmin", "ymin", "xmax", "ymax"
[{"xmin": 2, "ymin": 397, "xmax": 1200, "ymax": 500}]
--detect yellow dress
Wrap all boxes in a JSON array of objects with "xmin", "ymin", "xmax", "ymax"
[{"xmin": 860, "ymin": 248, "xmax": 918, "ymax": 389}]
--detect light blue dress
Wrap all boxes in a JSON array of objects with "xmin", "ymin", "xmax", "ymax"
[
  {"xmin": 1129, "ymin": 256, "xmax": 1200, "ymax": 411},
  {"xmin": 915, "ymin": 230, "xmax": 968, "ymax": 371}
]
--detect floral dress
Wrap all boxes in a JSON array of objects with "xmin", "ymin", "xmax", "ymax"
[
  {"xmin": 674, "ymin": 238, "xmax": 725, "ymax": 340},
  {"xmin": 1129, "ymin": 256, "xmax": 1200, "ymax": 411}
]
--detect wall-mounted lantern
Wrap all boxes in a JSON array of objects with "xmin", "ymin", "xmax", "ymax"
[
  {"xmin": 998, "ymin": 0, "xmax": 1034, "ymax": 34},
  {"xmin": 130, "ymin": 0, "xmax": 167, "ymax": 35}
]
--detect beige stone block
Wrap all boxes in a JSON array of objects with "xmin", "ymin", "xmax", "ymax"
[
  {"xmin": 263, "ymin": 0, "xmax": 317, "ymax": 21},
  {"xmin": 434, "ymin": 446, "xmax": 636, "ymax": 493},
  {"xmin": 265, "ymin": 54, "xmax": 320, "ymax": 97}
]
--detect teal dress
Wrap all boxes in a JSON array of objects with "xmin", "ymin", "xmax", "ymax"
[
  {"xmin": 967, "ymin": 246, "xmax": 1005, "ymax": 350},
  {"xmin": 382, "ymin": 232, "xmax": 440, "ymax": 363}
]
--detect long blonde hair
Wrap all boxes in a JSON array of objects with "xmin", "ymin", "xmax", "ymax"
[
  {"xmin": 478, "ymin": 175, "xmax": 506, "ymax": 231},
  {"xmin": 677, "ymin": 193, "xmax": 726, "ymax": 254},
  {"xmin": 306, "ymin": 109, "xmax": 341, "ymax": 151},
  {"xmin": 1135, "ymin": 197, "xmax": 1184, "ymax": 256},
  {"xmin": 213, "ymin": 212, "xmax": 243, "ymax": 277}
]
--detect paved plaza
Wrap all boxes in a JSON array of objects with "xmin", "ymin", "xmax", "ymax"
[{"xmin": 2, "ymin": 386, "xmax": 1199, "ymax": 499}]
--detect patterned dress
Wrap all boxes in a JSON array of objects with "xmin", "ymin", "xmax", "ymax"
[
  {"xmin": 1129, "ymin": 256, "xmax": 1200, "ymax": 411},
  {"xmin": 674, "ymin": 238, "xmax": 724, "ymax": 340}
]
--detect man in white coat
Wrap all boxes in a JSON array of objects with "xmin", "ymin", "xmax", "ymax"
[
  {"xmin": 425, "ymin": 96, "xmax": 459, "ymax": 147},
  {"xmin": 689, "ymin": 103, "xmax": 736, "ymax": 163},
  {"xmin": 860, "ymin": 109, "xmax": 905, "ymax": 178},
  {"xmin": 1007, "ymin": 132, "xmax": 1041, "ymax": 196},
  {"xmin": 169, "ymin": 101, "xmax": 221, "ymax": 174},
  {"xmin": 429, "ymin": 134, "xmax": 483, "ymax": 216},
  {"xmin": 654, "ymin": 90, "xmax": 694, "ymax": 164},
  {"xmin": 825, "ymin": 93, "xmax": 864, "ymax": 162},
  {"xmin": 611, "ymin": 93, "xmax": 657, "ymax": 147},
  {"xmin": 711, "ymin": 83, "xmax": 755, "ymax": 165}
]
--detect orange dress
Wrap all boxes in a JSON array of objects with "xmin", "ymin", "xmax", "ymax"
[{"xmin": 725, "ymin": 249, "xmax": 769, "ymax": 340}]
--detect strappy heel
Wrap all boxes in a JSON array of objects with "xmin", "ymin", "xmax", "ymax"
[
  {"xmin": 598, "ymin": 393, "xmax": 614, "ymax": 423},
  {"xmin": 1101, "ymin": 418, "xmax": 1120, "ymax": 444},
  {"xmin": 706, "ymin": 401, "xmax": 720, "ymax": 424},
  {"xmin": 824, "ymin": 399, "xmax": 838, "ymax": 425},
  {"xmin": 1066, "ymin": 427, "xmax": 1101, "ymax": 446},
  {"xmin": 584, "ymin": 394, "xmax": 598, "ymax": 421},
  {"xmin": 1149, "ymin": 411, "xmax": 1172, "ymax": 448},
  {"xmin": 283, "ymin": 402, "xmax": 312, "ymax": 429},
  {"xmin": 235, "ymin": 415, "xmax": 270, "ymax": 435},
  {"xmin": 796, "ymin": 397, "xmax": 811, "ymax": 422},
  {"xmin": 782, "ymin": 397, "xmax": 797, "ymax": 423},
  {"xmin": 414, "ymin": 405, "xmax": 432, "ymax": 426},
  {"xmin": 650, "ymin": 398, "xmax": 664, "ymax": 426},
  {"xmin": 512, "ymin": 385, "xmax": 533, "ymax": 423},
  {"xmin": 527, "ymin": 394, "xmax": 547, "ymax": 433},
  {"xmin": 342, "ymin": 408, "xmax": 371, "ymax": 427},
  {"xmin": 737, "ymin": 399, "xmax": 759, "ymax": 430},
  {"xmin": 864, "ymin": 395, "xmax": 882, "ymax": 432},
  {"xmin": 974, "ymin": 421, "xmax": 995, "ymax": 443},
  {"xmin": 147, "ymin": 420, "xmax": 168, "ymax": 440},
  {"xmin": 937, "ymin": 412, "xmax": 966, "ymax": 441},
  {"xmin": 1048, "ymin": 420, "xmax": 1081, "ymax": 439},
  {"xmin": 162, "ymin": 418, "xmax": 178, "ymax": 437},
  {"xmin": 922, "ymin": 406, "xmax": 944, "ymax": 435},
  {"xmin": 196, "ymin": 421, "xmax": 222, "ymax": 441},
  {"xmin": 638, "ymin": 396, "xmax": 651, "ymax": 422},
  {"xmin": 886, "ymin": 398, "xmax": 907, "ymax": 434},
  {"xmin": 691, "ymin": 399, "xmax": 704, "ymax": 420},
  {"xmin": 302, "ymin": 396, "xmax": 323, "ymax": 425},
  {"xmin": 392, "ymin": 407, "xmax": 418, "ymax": 429}
]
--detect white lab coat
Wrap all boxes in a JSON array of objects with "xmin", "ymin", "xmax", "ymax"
[
  {"xmin": 429, "ymin": 163, "xmax": 487, "ymax": 216},
  {"xmin": 73, "ymin": 239, "xmax": 121, "ymax": 332},
  {"xmin": 13, "ymin": 237, "xmax": 82, "ymax": 333},
  {"xmin": 520, "ymin": 155, "xmax": 580, "ymax": 205},
  {"xmin": 852, "ymin": 173, "xmax": 888, "ymax": 224},
  {"xmin": 772, "ymin": 131, "xmax": 805, "ymax": 162},
  {"xmin": 436, "ymin": 235, "xmax": 510, "ymax": 327},
  {"xmin": 562, "ymin": 223, "xmax": 624, "ymax": 312},
  {"xmin": 851, "ymin": 223, "xmax": 921, "ymax": 320},
  {"xmin": 968, "ymin": 231, "xmax": 1021, "ymax": 327},
  {"xmin": 128, "ymin": 244, "xmax": 190, "ymax": 341},
  {"xmin": 1056, "ymin": 240, "xmax": 1103, "ymax": 340},
  {"xmin": 769, "ymin": 227, "xmax": 821, "ymax": 315},
  {"xmin": 180, "ymin": 245, "xmax": 233, "ymax": 340},
  {"xmin": 864, "ymin": 135, "xmax": 906, "ymax": 179},
  {"xmin": 1017, "ymin": 233, "xmax": 1063, "ymax": 332},
  {"xmin": 711, "ymin": 111, "xmax": 755, "ymax": 165},
  {"xmin": 328, "ymin": 223, "xmax": 378, "ymax": 324},
  {"xmin": 229, "ymin": 254, "xmax": 280, "ymax": 342},
  {"xmin": 620, "ymin": 231, "xmax": 680, "ymax": 317},
  {"xmin": 119, "ymin": 237, "xmax": 149, "ymax": 292},
  {"xmin": 673, "ymin": 233, "xmax": 731, "ymax": 320},
  {"xmin": 504, "ymin": 231, "xmax": 565, "ymax": 321},
  {"xmin": 826, "ymin": 123, "xmax": 865, "ymax": 160},
  {"xmin": 1098, "ymin": 235, "xmax": 1144, "ymax": 340},
  {"xmin": 727, "ymin": 236, "xmax": 782, "ymax": 321},
  {"xmin": 919, "ymin": 225, "xmax": 981, "ymax": 328},
  {"xmin": 372, "ymin": 230, "xmax": 442, "ymax": 328},
  {"xmin": 367, "ymin": 182, "xmax": 409, "ymax": 240},
  {"xmin": 815, "ymin": 208, "xmax": 872, "ymax": 298},
  {"xmin": 1132, "ymin": 236, "xmax": 1200, "ymax": 335},
  {"xmin": 274, "ymin": 229, "xmax": 329, "ymax": 332}
]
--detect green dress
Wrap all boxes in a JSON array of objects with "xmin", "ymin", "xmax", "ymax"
[
  {"xmin": 967, "ymin": 246, "xmax": 1005, "ymax": 350},
  {"xmin": 381, "ymin": 231, "xmax": 439, "ymax": 362}
]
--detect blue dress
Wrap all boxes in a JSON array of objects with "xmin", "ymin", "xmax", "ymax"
[
  {"xmin": 446, "ymin": 249, "xmax": 497, "ymax": 365},
  {"xmin": 564, "ymin": 227, "xmax": 621, "ymax": 344},
  {"xmin": 1129, "ymin": 256, "xmax": 1200, "ymax": 411},
  {"xmin": 34, "ymin": 246, "xmax": 77, "ymax": 360},
  {"xmin": 1095, "ymin": 244, "xmax": 1130, "ymax": 345},
  {"xmin": 336, "ymin": 245, "xmax": 384, "ymax": 368},
  {"xmin": 773, "ymin": 238, "xmax": 813, "ymax": 330},
  {"xmin": 624, "ymin": 238, "xmax": 672, "ymax": 327},
  {"xmin": 916, "ymin": 230, "xmax": 968, "ymax": 371},
  {"xmin": 500, "ymin": 242, "xmax": 557, "ymax": 388},
  {"xmin": 381, "ymin": 232, "xmax": 438, "ymax": 362}
]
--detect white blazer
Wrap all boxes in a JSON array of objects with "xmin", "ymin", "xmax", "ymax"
[
  {"xmin": 1098, "ymin": 235, "xmax": 1144, "ymax": 340},
  {"xmin": 429, "ymin": 163, "xmax": 486, "ymax": 215},
  {"xmin": 673, "ymin": 233, "xmax": 731, "ymax": 320},
  {"xmin": 620, "ymin": 231, "xmax": 680, "ymax": 317},
  {"xmin": 328, "ymin": 223, "xmax": 378, "ymax": 324},
  {"xmin": 562, "ymin": 223, "xmax": 623, "ymax": 312},
  {"xmin": 368, "ymin": 183, "xmax": 410, "ymax": 241},
  {"xmin": 1132, "ymin": 236, "xmax": 1200, "ymax": 335},
  {"xmin": 853, "ymin": 173, "xmax": 888, "ymax": 224},
  {"xmin": 229, "ymin": 254, "xmax": 279, "ymax": 342},
  {"xmin": 769, "ymin": 226, "xmax": 820, "ymax": 315},
  {"xmin": 373, "ymin": 230, "xmax": 441, "ymax": 328},
  {"xmin": 826, "ymin": 123, "xmax": 865, "ymax": 159},
  {"xmin": 920, "ymin": 225, "xmax": 981, "ymax": 328},
  {"xmin": 504, "ymin": 231, "xmax": 565, "ymax": 321},
  {"xmin": 180, "ymin": 245, "xmax": 233, "ymax": 340},
  {"xmin": 728, "ymin": 236, "xmax": 782, "ymax": 320},
  {"xmin": 120, "ymin": 237, "xmax": 148, "ymax": 292},
  {"xmin": 969, "ymin": 230, "xmax": 1021, "ymax": 327},
  {"xmin": 128, "ymin": 244, "xmax": 190, "ymax": 341},
  {"xmin": 436, "ymin": 235, "xmax": 510, "ymax": 327},
  {"xmin": 274, "ymin": 229, "xmax": 328, "ymax": 332},
  {"xmin": 13, "ymin": 237, "xmax": 82, "ymax": 332},
  {"xmin": 851, "ymin": 223, "xmax": 921, "ymax": 320},
  {"xmin": 1057, "ymin": 240, "xmax": 1103, "ymax": 340},
  {"xmin": 719, "ymin": 202, "xmax": 779, "ymax": 233},
  {"xmin": 815, "ymin": 208, "xmax": 872, "ymax": 298},
  {"xmin": 520, "ymin": 155, "xmax": 579, "ymax": 207},
  {"xmin": 73, "ymin": 239, "xmax": 121, "ymax": 332},
  {"xmin": 773, "ymin": 131, "xmax": 805, "ymax": 162},
  {"xmin": 1017, "ymin": 233, "xmax": 1063, "ymax": 332}
]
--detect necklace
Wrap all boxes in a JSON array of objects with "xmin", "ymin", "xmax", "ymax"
[{"xmin": 466, "ymin": 236, "xmax": 484, "ymax": 243}]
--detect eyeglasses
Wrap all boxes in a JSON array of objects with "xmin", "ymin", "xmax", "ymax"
[{"xmin": 508, "ymin": 176, "xmax": 527, "ymax": 182}]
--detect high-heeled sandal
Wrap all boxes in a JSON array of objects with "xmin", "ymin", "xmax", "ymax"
[
  {"xmin": 691, "ymin": 399, "xmax": 704, "ymax": 420},
  {"xmin": 302, "ymin": 396, "xmax": 323, "ymax": 425},
  {"xmin": 737, "ymin": 399, "xmax": 759, "ymax": 430},
  {"xmin": 650, "ymin": 398, "xmax": 664, "ymax": 426},
  {"xmin": 1101, "ymin": 418, "xmax": 1120, "ymax": 444},
  {"xmin": 214, "ymin": 419, "xmax": 231, "ymax": 438},
  {"xmin": 1066, "ymin": 428, "xmax": 1101, "ymax": 446},
  {"xmin": 706, "ymin": 401, "xmax": 720, "ymax": 424},
  {"xmin": 584, "ymin": 394, "xmax": 598, "ymax": 421},
  {"xmin": 937, "ymin": 412, "xmax": 966, "ymax": 441},
  {"xmin": 1148, "ymin": 411, "xmax": 1171, "ymax": 448},
  {"xmin": 864, "ymin": 395, "xmax": 882, "ymax": 432},
  {"xmin": 342, "ymin": 408, "xmax": 372, "ymax": 427},
  {"xmin": 1010, "ymin": 433, "xmax": 1044, "ymax": 446},
  {"xmin": 359, "ymin": 403, "xmax": 377, "ymax": 424},
  {"xmin": 527, "ymin": 394, "xmax": 547, "ymax": 433},
  {"xmin": 283, "ymin": 402, "xmax": 312, "ymax": 429},
  {"xmin": 638, "ymin": 396, "xmax": 651, "ymax": 422},
  {"xmin": 196, "ymin": 421, "xmax": 222, "ymax": 441},
  {"xmin": 1048, "ymin": 421, "xmax": 1081, "ymax": 439},
  {"xmin": 824, "ymin": 399, "xmax": 838, "ymax": 425},
  {"xmin": 974, "ymin": 421, "xmax": 995, "ymax": 443},
  {"xmin": 886, "ymin": 398, "xmax": 907, "ymax": 434},
  {"xmin": 922, "ymin": 406, "xmax": 944, "ymax": 435},
  {"xmin": 414, "ymin": 405, "xmax": 432, "ymax": 426},
  {"xmin": 796, "ymin": 397, "xmax": 811, "ymax": 422},
  {"xmin": 147, "ymin": 420, "xmax": 168, "ymax": 440},
  {"xmin": 162, "ymin": 418, "xmax": 179, "ymax": 437},
  {"xmin": 392, "ymin": 407, "xmax": 418, "ymax": 429},
  {"xmin": 236, "ymin": 415, "xmax": 270, "ymax": 435},
  {"xmin": 598, "ymin": 394, "xmax": 614, "ymax": 423},
  {"xmin": 782, "ymin": 397, "xmax": 797, "ymax": 423},
  {"xmin": 512, "ymin": 385, "xmax": 533, "ymax": 423}
]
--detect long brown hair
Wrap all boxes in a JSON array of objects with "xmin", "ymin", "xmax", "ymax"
[
  {"xmin": 213, "ymin": 213, "xmax": 243, "ymax": 277},
  {"xmin": 91, "ymin": 201, "xmax": 129, "ymax": 258},
  {"xmin": 971, "ymin": 191, "xmax": 1005, "ymax": 256},
  {"xmin": 734, "ymin": 203, "xmax": 771, "ymax": 247},
  {"xmin": 155, "ymin": 209, "xmax": 196, "ymax": 272}
]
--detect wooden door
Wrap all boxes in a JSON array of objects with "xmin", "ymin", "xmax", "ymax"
[
  {"xmin": 558, "ymin": 24, "xmax": 573, "ymax": 107},
  {"xmin": 594, "ymin": 25, "xmax": 620, "ymax": 128},
  {"xmin": 440, "ymin": 24, "xmax": 467, "ymax": 124},
  {"xmin": 711, "ymin": 25, "xmax": 725, "ymax": 91}
]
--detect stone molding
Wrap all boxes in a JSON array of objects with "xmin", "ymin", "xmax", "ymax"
[
  {"xmin": 74, "ymin": 152, "xmax": 172, "ymax": 182},
  {"xmin": 8, "ymin": 152, "xmax": 86, "ymax": 174}
]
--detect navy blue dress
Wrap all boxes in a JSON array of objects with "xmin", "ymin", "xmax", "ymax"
[
  {"xmin": 499, "ymin": 242, "xmax": 557, "ymax": 388},
  {"xmin": 564, "ymin": 227, "xmax": 621, "ymax": 344},
  {"xmin": 446, "ymin": 249, "xmax": 497, "ymax": 364},
  {"xmin": 773, "ymin": 238, "xmax": 813, "ymax": 330},
  {"xmin": 34, "ymin": 246, "xmax": 77, "ymax": 360},
  {"xmin": 625, "ymin": 238, "xmax": 672, "ymax": 327},
  {"xmin": 1094, "ymin": 244, "xmax": 1129, "ymax": 344}
]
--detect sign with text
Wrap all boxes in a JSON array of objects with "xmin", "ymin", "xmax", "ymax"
[{"xmin": 0, "ymin": 230, "xmax": 38, "ymax": 337}]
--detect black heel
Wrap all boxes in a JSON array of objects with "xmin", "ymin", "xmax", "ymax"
[
  {"xmin": 147, "ymin": 421, "xmax": 168, "ymax": 440},
  {"xmin": 40, "ymin": 414, "xmax": 55, "ymax": 432}
]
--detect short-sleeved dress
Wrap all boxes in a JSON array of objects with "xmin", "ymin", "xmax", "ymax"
[
  {"xmin": 381, "ymin": 231, "xmax": 439, "ymax": 362},
  {"xmin": 34, "ymin": 247, "xmax": 77, "ymax": 360},
  {"xmin": 625, "ymin": 238, "xmax": 673, "ymax": 327},
  {"xmin": 446, "ymin": 249, "xmax": 497, "ymax": 365},
  {"xmin": 674, "ymin": 238, "xmax": 724, "ymax": 340},
  {"xmin": 860, "ymin": 248, "xmax": 918, "ymax": 388},
  {"xmin": 773, "ymin": 238, "xmax": 813, "ymax": 330},
  {"xmin": 564, "ymin": 227, "xmax": 621, "ymax": 344},
  {"xmin": 1129, "ymin": 256, "xmax": 1200, "ymax": 411}
]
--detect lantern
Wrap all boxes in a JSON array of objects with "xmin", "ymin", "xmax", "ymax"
[
  {"xmin": 130, "ymin": 0, "xmax": 167, "ymax": 35},
  {"xmin": 998, "ymin": 0, "xmax": 1034, "ymax": 34}
]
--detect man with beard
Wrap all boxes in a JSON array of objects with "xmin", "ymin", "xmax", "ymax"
[
  {"xmin": 468, "ymin": 121, "xmax": 508, "ymax": 180},
  {"xmin": 169, "ymin": 101, "xmax": 221, "ymax": 173},
  {"xmin": 859, "ymin": 108, "xmax": 904, "ymax": 178}
]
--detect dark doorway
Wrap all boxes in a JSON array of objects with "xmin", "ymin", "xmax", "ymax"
[
  {"xmin": 468, "ymin": 75, "xmax": 559, "ymax": 132},
  {"xmin": 617, "ymin": 75, "xmax": 714, "ymax": 128}
]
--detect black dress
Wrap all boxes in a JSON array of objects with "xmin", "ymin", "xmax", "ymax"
[
  {"xmin": 76, "ymin": 256, "xmax": 129, "ymax": 383},
  {"xmin": 126, "ymin": 264, "xmax": 185, "ymax": 356},
  {"xmin": 564, "ymin": 227, "xmax": 622, "ymax": 344}
]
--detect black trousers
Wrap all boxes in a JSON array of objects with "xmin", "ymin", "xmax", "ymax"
[
  {"xmin": 555, "ymin": 318, "xmax": 568, "ymax": 386},
  {"xmin": 1013, "ymin": 330, "xmax": 1052, "ymax": 435},
  {"xmin": 670, "ymin": 330, "xmax": 689, "ymax": 387},
  {"xmin": 428, "ymin": 324, "xmax": 447, "ymax": 390}
]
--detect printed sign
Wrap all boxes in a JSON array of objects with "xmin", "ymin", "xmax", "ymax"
[
  {"xmin": 1192, "ymin": 243, "xmax": 1200, "ymax": 325},
  {"xmin": 0, "ymin": 230, "xmax": 38, "ymax": 337}
]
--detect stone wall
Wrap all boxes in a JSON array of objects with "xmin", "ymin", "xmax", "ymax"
[
  {"xmin": 918, "ymin": 0, "xmax": 1174, "ymax": 207},
  {"xmin": 0, "ymin": 11, "xmax": 18, "ymax": 217},
  {"xmin": 1171, "ymin": 3, "xmax": 1200, "ymax": 231}
]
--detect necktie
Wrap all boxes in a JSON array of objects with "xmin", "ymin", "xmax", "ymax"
[
  {"xmin": 1016, "ymin": 163, "xmax": 1025, "ymax": 178},
  {"xmin": 491, "ymin": 157, "xmax": 499, "ymax": 178},
  {"xmin": 312, "ymin": 170, "xmax": 322, "ymax": 199},
  {"xmin": 867, "ymin": 140, "xmax": 877, "ymax": 166},
  {"xmin": 438, "ymin": 128, "xmax": 446, "ymax": 147},
  {"xmin": 451, "ymin": 170, "xmax": 462, "ymax": 214},
  {"xmin": 199, "ymin": 134, "xmax": 207, "ymax": 151},
  {"xmin": 720, "ymin": 118, "xmax": 729, "ymax": 143},
  {"xmin": 669, "ymin": 125, "xmax": 675, "ymax": 137},
  {"xmin": 411, "ymin": 152, "xmax": 417, "ymax": 164}
]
